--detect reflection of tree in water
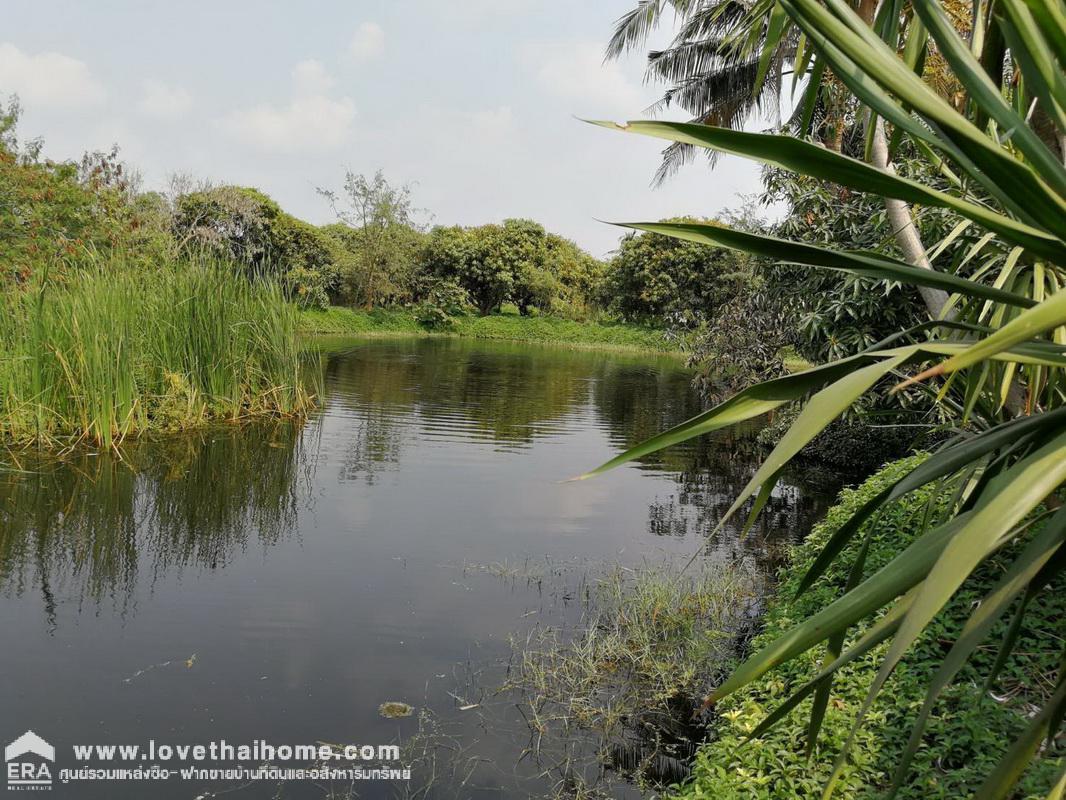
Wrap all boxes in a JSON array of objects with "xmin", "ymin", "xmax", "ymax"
[
  {"xmin": 320, "ymin": 339, "xmax": 691, "ymax": 484},
  {"xmin": 591, "ymin": 358, "xmax": 703, "ymax": 453},
  {"xmin": 643, "ymin": 427, "xmax": 842, "ymax": 578},
  {"xmin": 323, "ymin": 339, "xmax": 596, "ymax": 446},
  {"xmin": 589, "ymin": 369, "xmax": 841, "ymax": 576},
  {"xmin": 321, "ymin": 339, "xmax": 836, "ymax": 574},
  {"xmin": 0, "ymin": 420, "xmax": 312, "ymax": 624},
  {"xmin": 0, "ymin": 340, "xmax": 839, "ymax": 632}
]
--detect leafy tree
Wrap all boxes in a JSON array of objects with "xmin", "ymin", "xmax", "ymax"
[
  {"xmin": 605, "ymin": 0, "xmax": 801, "ymax": 182},
  {"xmin": 173, "ymin": 185, "xmax": 336, "ymax": 308},
  {"xmin": 483, "ymin": 218, "xmax": 552, "ymax": 315},
  {"xmin": 413, "ymin": 276, "xmax": 474, "ymax": 329},
  {"xmin": 760, "ymin": 164, "xmax": 927, "ymax": 363},
  {"xmin": 173, "ymin": 186, "xmax": 279, "ymax": 266},
  {"xmin": 544, "ymin": 232, "xmax": 606, "ymax": 319},
  {"xmin": 0, "ymin": 97, "xmax": 151, "ymax": 281},
  {"xmin": 422, "ymin": 219, "xmax": 604, "ymax": 317},
  {"xmin": 605, "ymin": 217, "xmax": 756, "ymax": 325},
  {"xmin": 273, "ymin": 215, "xmax": 336, "ymax": 309},
  {"xmin": 318, "ymin": 170, "xmax": 422, "ymax": 309},
  {"xmin": 422, "ymin": 224, "xmax": 515, "ymax": 315}
]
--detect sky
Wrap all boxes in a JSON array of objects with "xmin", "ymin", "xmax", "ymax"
[{"xmin": 1, "ymin": 0, "xmax": 773, "ymax": 256}]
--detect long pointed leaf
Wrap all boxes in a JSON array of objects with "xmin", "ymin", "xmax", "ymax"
[
  {"xmin": 830, "ymin": 431, "xmax": 1066, "ymax": 790},
  {"xmin": 592, "ymin": 120, "xmax": 1066, "ymax": 264},
  {"xmin": 976, "ymin": 671, "xmax": 1066, "ymax": 799},
  {"xmin": 716, "ymin": 354, "xmax": 910, "ymax": 531},
  {"xmin": 900, "ymin": 290, "xmax": 1066, "ymax": 386},
  {"xmin": 887, "ymin": 507, "xmax": 1066, "ymax": 796},
  {"xmin": 798, "ymin": 407, "xmax": 1066, "ymax": 594},
  {"xmin": 707, "ymin": 513, "xmax": 970, "ymax": 704},
  {"xmin": 909, "ymin": 0, "xmax": 1066, "ymax": 196},
  {"xmin": 573, "ymin": 350, "xmax": 909, "ymax": 480},
  {"xmin": 738, "ymin": 589, "xmax": 914, "ymax": 739},
  {"xmin": 610, "ymin": 221, "xmax": 1035, "ymax": 308}
]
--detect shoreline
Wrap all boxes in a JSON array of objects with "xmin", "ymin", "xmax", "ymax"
[{"xmin": 297, "ymin": 307, "xmax": 682, "ymax": 356}]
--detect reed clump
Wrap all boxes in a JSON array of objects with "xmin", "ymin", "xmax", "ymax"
[
  {"xmin": 504, "ymin": 562, "xmax": 760, "ymax": 796},
  {"xmin": 0, "ymin": 254, "xmax": 319, "ymax": 448}
]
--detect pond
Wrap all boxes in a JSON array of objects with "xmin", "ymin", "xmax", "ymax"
[{"xmin": 0, "ymin": 337, "xmax": 841, "ymax": 798}]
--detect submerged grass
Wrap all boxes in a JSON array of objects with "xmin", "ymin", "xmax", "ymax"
[
  {"xmin": 0, "ymin": 256, "xmax": 320, "ymax": 448},
  {"xmin": 503, "ymin": 562, "xmax": 760, "ymax": 797},
  {"xmin": 298, "ymin": 306, "xmax": 677, "ymax": 353}
]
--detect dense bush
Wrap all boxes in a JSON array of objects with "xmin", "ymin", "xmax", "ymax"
[
  {"xmin": 0, "ymin": 99, "xmax": 165, "ymax": 283},
  {"xmin": 413, "ymin": 276, "xmax": 473, "ymax": 329},
  {"xmin": 674, "ymin": 456, "xmax": 1065, "ymax": 799},
  {"xmin": 320, "ymin": 221, "xmax": 424, "ymax": 309},
  {"xmin": 317, "ymin": 170, "xmax": 425, "ymax": 309},
  {"xmin": 2, "ymin": 100, "xmax": 612, "ymax": 324},
  {"xmin": 757, "ymin": 404, "xmax": 917, "ymax": 474},
  {"xmin": 174, "ymin": 186, "xmax": 337, "ymax": 308},
  {"xmin": 758, "ymin": 140, "xmax": 963, "ymax": 363},
  {"xmin": 604, "ymin": 218, "xmax": 755, "ymax": 326}
]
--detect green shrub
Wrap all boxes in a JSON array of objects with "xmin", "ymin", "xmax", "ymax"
[
  {"xmin": 0, "ymin": 99, "xmax": 163, "ymax": 283},
  {"xmin": 674, "ymin": 457, "xmax": 1065, "ymax": 799},
  {"xmin": 174, "ymin": 185, "xmax": 337, "ymax": 308},
  {"xmin": 316, "ymin": 170, "xmax": 424, "ymax": 310},
  {"xmin": 413, "ymin": 277, "xmax": 473, "ymax": 330}
]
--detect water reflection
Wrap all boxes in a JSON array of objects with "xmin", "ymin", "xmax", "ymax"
[
  {"xmin": 0, "ymin": 337, "xmax": 841, "ymax": 800},
  {"xmin": 0, "ymin": 422, "xmax": 311, "ymax": 624},
  {"xmin": 321, "ymin": 338, "xmax": 705, "ymax": 470},
  {"xmin": 1, "ymin": 339, "xmax": 834, "ymax": 622}
]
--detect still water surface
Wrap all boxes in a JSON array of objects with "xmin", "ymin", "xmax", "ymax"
[{"xmin": 0, "ymin": 338, "xmax": 839, "ymax": 798}]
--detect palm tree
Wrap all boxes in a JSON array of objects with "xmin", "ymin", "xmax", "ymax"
[
  {"xmin": 606, "ymin": 0, "xmax": 802, "ymax": 183},
  {"xmin": 607, "ymin": 0, "xmax": 957, "ymax": 318}
]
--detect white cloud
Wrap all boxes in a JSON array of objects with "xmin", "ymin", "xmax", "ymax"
[
  {"xmin": 348, "ymin": 22, "xmax": 384, "ymax": 61},
  {"xmin": 0, "ymin": 42, "xmax": 105, "ymax": 108},
  {"xmin": 291, "ymin": 59, "xmax": 335, "ymax": 95},
  {"xmin": 219, "ymin": 94, "xmax": 355, "ymax": 153},
  {"xmin": 524, "ymin": 41, "xmax": 645, "ymax": 115},
  {"xmin": 468, "ymin": 106, "xmax": 514, "ymax": 137},
  {"xmin": 138, "ymin": 79, "xmax": 193, "ymax": 119}
]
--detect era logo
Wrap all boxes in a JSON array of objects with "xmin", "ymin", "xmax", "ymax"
[{"xmin": 4, "ymin": 732, "xmax": 54, "ymax": 791}]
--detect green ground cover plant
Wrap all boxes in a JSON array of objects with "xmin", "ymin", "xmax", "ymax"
[{"xmin": 674, "ymin": 456, "xmax": 1065, "ymax": 799}]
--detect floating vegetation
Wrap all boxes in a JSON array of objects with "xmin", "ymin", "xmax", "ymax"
[
  {"xmin": 502, "ymin": 561, "xmax": 761, "ymax": 797},
  {"xmin": 379, "ymin": 702, "xmax": 416, "ymax": 719},
  {"xmin": 122, "ymin": 653, "xmax": 198, "ymax": 684}
]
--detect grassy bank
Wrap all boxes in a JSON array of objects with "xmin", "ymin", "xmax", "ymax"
[
  {"xmin": 674, "ymin": 456, "xmax": 1065, "ymax": 799},
  {"xmin": 298, "ymin": 306, "xmax": 677, "ymax": 353},
  {"xmin": 1, "ymin": 260, "xmax": 317, "ymax": 448}
]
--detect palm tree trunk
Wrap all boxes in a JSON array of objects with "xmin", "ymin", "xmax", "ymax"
[
  {"xmin": 868, "ymin": 120, "xmax": 952, "ymax": 319},
  {"xmin": 853, "ymin": 0, "xmax": 949, "ymax": 320}
]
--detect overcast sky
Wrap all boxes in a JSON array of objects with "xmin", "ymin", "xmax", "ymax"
[{"xmin": 2, "ymin": 0, "xmax": 772, "ymax": 256}]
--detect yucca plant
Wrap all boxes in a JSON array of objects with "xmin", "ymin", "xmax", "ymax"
[{"xmin": 583, "ymin": 0, "xmax": 1066, "ymax": 795}]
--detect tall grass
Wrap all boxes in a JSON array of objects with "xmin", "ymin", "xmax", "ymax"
[{"xmin": 0, "ymin": 254, "xmax": 319, "ymax": 448}]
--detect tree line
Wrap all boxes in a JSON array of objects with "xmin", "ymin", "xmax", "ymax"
[{"xmin": 2, "ymin": 99, "xmax": 765, "ymax": 334}]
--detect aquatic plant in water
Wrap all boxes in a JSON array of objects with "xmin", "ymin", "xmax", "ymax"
[{"xmin": 0, "ymin": 252, "xmax": 321, "ymax": 448}]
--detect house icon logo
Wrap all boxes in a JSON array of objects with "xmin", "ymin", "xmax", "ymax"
[{"xmin": 5, "ymin": 731, "xmax": 54, "ymax": 790}]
